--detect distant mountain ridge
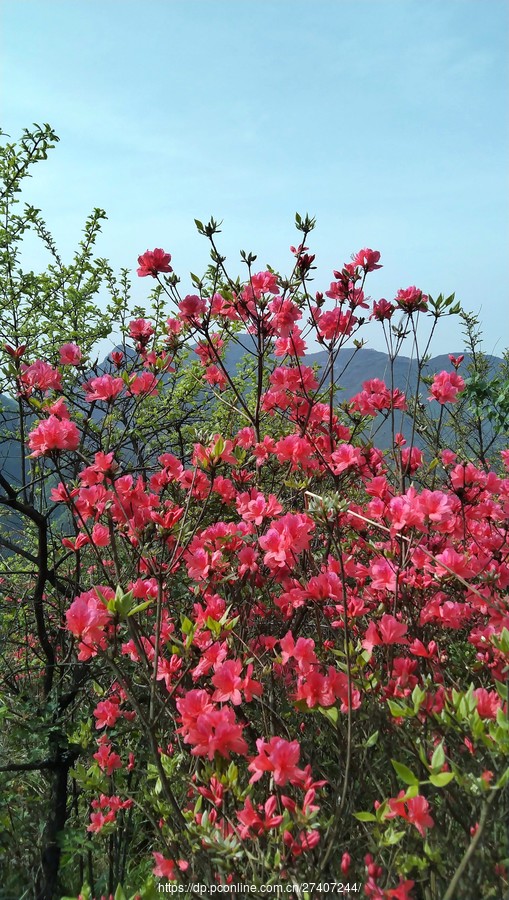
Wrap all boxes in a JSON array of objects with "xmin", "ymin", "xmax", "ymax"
[{"xmin": 0, "ymin": 347, "xmax": 503, "ymax": 485}]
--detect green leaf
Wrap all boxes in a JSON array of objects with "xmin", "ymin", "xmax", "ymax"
[
  {"xmin": 491, "ymin": 628, "xmax": 509, "ymax": 655},
  {"xmin": 353, "ymin": 811, "xmax": 377, "ymax": 822},
  {"xmin": 128, "ymin": 599, "xmax": 153, "ymax": 616},
  {"xmin": 429, "ymin": 772, "xmax": 455, "ymax": 787},
  {"xmin": 138, "ymin": 880, "xmax": 162, "ymax": 900},
  {"xmin": 318, "ymin": 706, "xmax": 339, "ymax": 724},
  {"xmin": 392, "ymin": 760, "xmax": 419, "ymax": 786},
  {"xmin": 401, "ymin": 784, "xmax": 419, "ymax": 800},
  {"xmin": 365, "ymin": 730, "xmax": 379, "ymax": 748},
  {"xmin": 206, "ymin": 616, "xmax": 221, "ymax": 636},
  {"xmin": 387, "ymin": 699, "xmax": 404, "ymax": 716},
  {"xmin": 383, "ymin": 828, "xmax": 406, "ymax": 846},
  {"xmin": 212, "ymin": 434, "xmax": 225, "ymax": 458},
  {"xmin": 431, "ymin": 742, "xmax": 445, "ymax": 772},
  {"xmin": 114, "ymin": 887, "xmax": 127, "ymax": 900},
  {"xmin": 496, "ymin": 707, "xmax": 509, "ymax": 730},
  {"xmin": 227, "ymin": 761, "xmax": 238, "ymax": 783},
  {"xmin": 104, "ymin": 585, "xmax": 133, "ymax": 617},
  {"xmin": 69, "ymin": 889, "xmax": 92, "ymax": 900},
  {"xmin": 412, "ymin": 685, "xmax": 426, "ymax": 713},
  {"xmin": 495, "ymin": 767, "xmax": 509, "ymax": 790}
]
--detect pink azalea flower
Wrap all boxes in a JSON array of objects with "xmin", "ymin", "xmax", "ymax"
[
  {"xmin": 387, "ymin": 792, "xmax": 434, "ymax": 837},
  {"xmin": 378, "ymin": 614, "xmax": 409, "ymax": 645},
  {"xmin": 93, "ymin": 699, "xmax": 121, "ymax": 729},
  {"xmin": 91, "ymin": 523, "xmax": 110, "ymax": 547},
  {"xmin": 203, "ymin": 365, "xmax": 227, "ymax": 389},
  {"xmin": 83, "ymin": 374, "xmax": 124, "ymax": 403},
  {"xmin": 65, "ymin": 587, "xmax": 112, "ymax": 659},
  {"xmin": 429, "ymin": 370, "xmax": 465, "ymax": 404},
  {"xmin": 330, "ymin": 443, "xmax": 363, "ymax": 474},
  {"xmin": 248, "ymin": 737, "xmax": 307, "ymax": 786},
  {"xmin": 212, "ymin": 660, "xmax": 244, "ymax": 706},
  {"xmin": 352, "ymin": 248, "xmax": 382, "ymax": 271},
  {"xmin": 93, "ymin": 740, "xmax": 122, "ymax": 775},
  {"xmin": 371, "ymin": 298, "xmax": 395, "ymax": 320},
  {"xmin": 317, "ymin": 309, "xmax": 357, "ymax": 341},
  {"xmin": 395, "ymin": 286, "xmax": 428, "ymax": 313},
  {"xmin": 28, "ymin": 415, "xmax": 80, "ymax": 456},
  {"xmin": 87, "ymin": 810, "xmax": 115, "ymax": 832},
  {"xmin": 473, "ymin": 687, "xmax": 502, "ymax": 719},
  {"xmin": 182, "ymin": 707, "xmax": 248, "ymax": 760},
  {"xmin": 369, "ymin": 558, "xmax": 398, "ymax": 592},
  {"xmin": 268, "ymin": 297, "xmax": 302, "ymax": 336},
  {"xmin": 237, "ymin": 796, "xmax": 265, "ymax": 838},
  {"xmin": 274, "ymin": 327, "xmax": 307, "ymax": 357},
  {"xmin": 20, "ymin": 359, "xmax": 62, "ymax": 394},
  {"xmin": 280, "ymin": 631, "xmax": 318, "ymax": 672},
  {"xmin": 152, "ymin": 853, "xmax": 189, "ymax": 878},
  {"xmin": 259, "ymin": 513, "xmax": 314, "ymax": 571},
  {"xmin": 405, "ymin": 795, "xmax": 434, "ymax": 837},
  {"xmin": 137, "ymin": 248, "xmax": 172, "ymax": 277},
  {"xmin": 178, "ymin": 294, "xmax": 207, "ymax": 321},
  {"xmin": 128, "ymin": 372, "xmax": 159, "ymax": 396},
  {"xmin": 59, "ymin": 343, "xmax": 82, "ymax": 365},
  {"xmin": 128, "ymin": 318, "xmax": 154, "ymax": 344},
  {"xmin": 243, "ymin": 270, "xmax": 279, "ymax": 300},
  {"xmin": 283, "ymin": 828, "xmax": 321, "ymax": 856},
  {"xmin": 386, "ymin": 880, "xmax": 416, "ymax": 899}
]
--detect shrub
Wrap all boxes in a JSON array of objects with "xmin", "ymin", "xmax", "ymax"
[{"xmin": 1, "ymin": 126, "xmax": 508, "ymax": 900}]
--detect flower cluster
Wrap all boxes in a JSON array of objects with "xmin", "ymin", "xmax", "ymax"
[{"xmin": 11, "ymin": 237, "xmax": 508, "ymax": 897}]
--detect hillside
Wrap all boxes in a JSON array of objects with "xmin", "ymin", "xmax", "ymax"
[{"xmin": 0, "ymin": 347, "xmax": 503, "ymax": 486}]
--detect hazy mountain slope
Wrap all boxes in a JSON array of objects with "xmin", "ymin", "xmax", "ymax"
[{"xmin": 0, "ymin": 348, "xmax": 503, "ymax": 486}]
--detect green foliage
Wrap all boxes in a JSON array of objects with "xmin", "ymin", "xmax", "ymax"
[
  {"xmin": 0, "ymin": 126, "xmax": 212, "ymax": 899},
  {"xmin": 0, "ymin": 125, "xmax": 119, "ymax": 375}
]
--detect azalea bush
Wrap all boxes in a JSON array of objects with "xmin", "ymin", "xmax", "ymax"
[{"xmin": 1, "ymin": 126, "xmax": 509, "ymax": 900}]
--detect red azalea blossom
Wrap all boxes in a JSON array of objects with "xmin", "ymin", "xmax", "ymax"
[
  {"xmin": 4, "ymin": 342, "xmax": 26, "ymax": 359},
  {"xmin": 387, "ymin": 792, "xmax": 434, "ymax": 837},
  {"xmin": 129, "ymin": 318, "xmax": 155, "ymax": 345},
  {"xmin": 93, "ymin": 699, "xmax": 122, "ymax": 729},
  {"xmin": 137, "ymin": 248, "xmax": 172, "ymax": 277},
  {"xmin": 429, "ymin": 370, "xmax": 465, "ymax": 404},
  {"xmin": 352, "ymin": 247, "xmax": 382, "ymax": 271},
  {"xmin": 371, "ymin": 298, "xmax": 395, "ymax": 320},
  {"xmin": 248, "ymin": 737, "xmax": 308, "ymax": 786},
  {"xmin": 386, "ymin": 881, "xmax": 415, "ymax": 899},
  {"xmin": 28, "ymin": 415, "xmax": 80, "ymax": 456},
  {"xmin": 7, "ymin": 220, "xmax": 509, "ymax": 893},
  {"xmin": 395, "ymin": 285, "xmax": 428, "ymax": 313},
  {"xmin": 93, "ymin": 739, "xmax": 122, "ymax": 776},
  {"xmin": 84, "ymin": 374, "xmax": 124, "ymax": 402},
  {"xmin": 59, "ymin": 343, "xmax": 82, "ymax": 365},
  {"xmin": 20, "ymin": 359, "xmax": 62, "ymax": 394}
]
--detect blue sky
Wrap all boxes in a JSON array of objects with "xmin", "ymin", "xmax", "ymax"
[{"xmin": 2, "ymin": 0, "xmax": 508, "ymax": 356}]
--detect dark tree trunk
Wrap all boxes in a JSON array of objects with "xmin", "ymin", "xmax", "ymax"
[{"xmin": 35, "ymin": 745, "xmax": 78, "ymax": 900}]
